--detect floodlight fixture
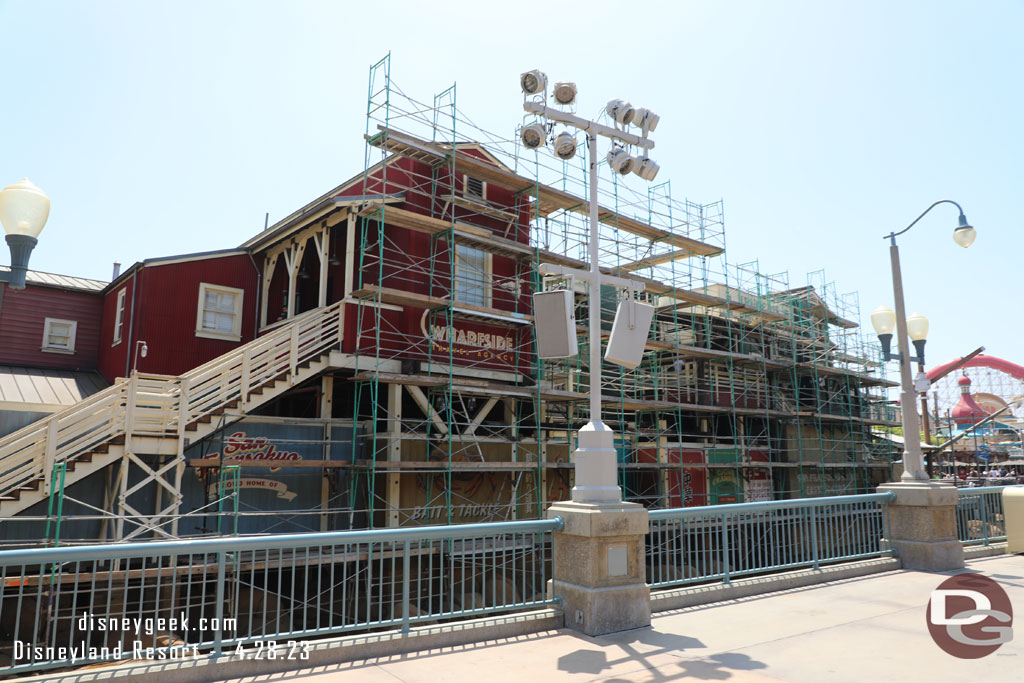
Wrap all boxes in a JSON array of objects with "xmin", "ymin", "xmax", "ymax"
[
  {"xmin": 520, "ymin": 70, "xmax": 548, "ymax": 95},
  {"xmin": 553, "ymin": 132, "xmax": 577, "ymax": 160},
  {"xmin": 605, "ymin": 99, "xmax": 635, "ymax": 127},
  {"xmin": 521, "ymin": 123, "xmax": 547, "ymax": 149},
  {"xmin": 606, "ymin": 148, "xmax": 635, "ymax": 175},
  {"xmin": 633, "ymin": 107, "xmax": 660, "ymax": 132},
  {"xmin": 632, "ymin": 157, "xmax": 660, "ymax": 181},
  {"xmin": 553, "ymin": 81, "xmax": 577, "ymax": 106}
]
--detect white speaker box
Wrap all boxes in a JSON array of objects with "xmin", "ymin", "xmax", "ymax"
[
  {"xmin": 533, "ymin": 290, "xmax": 578, "ymax": 359},
  {"xmin": 605, "ymin": 299, "xmax": 654, "ymax": 369}
]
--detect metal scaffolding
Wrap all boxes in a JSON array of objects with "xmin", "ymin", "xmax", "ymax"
[{"xmin": 341, "ymin": 55, "xmax": 900, "ymax": 528}]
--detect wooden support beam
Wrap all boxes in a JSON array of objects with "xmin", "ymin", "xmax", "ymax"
[
  {"xmin": 406, "ymin": 384, "xmax": 449, "ymax": 435},
  {"xmin": 463, "ymin": 396, "xmax": 499, "ymax": 437}
]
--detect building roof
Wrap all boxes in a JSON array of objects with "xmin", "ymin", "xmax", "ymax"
[
  {"xmin": 104, "ymin": 248, "xmax": 251, "ymax": 293},
  {"xmin": 0, "ymin": 265, "xmax": 106, "ymax": 294},
  {"xmin": 0, "ymin": 366, "xmax": 108, "ymax": 411}
]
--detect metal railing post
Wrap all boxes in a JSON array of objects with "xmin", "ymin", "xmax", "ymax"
[
  {"xmin": 720, "ymin": 514, "xmax": 730, "ymax": 583},
  {"xmin": 402, "ymin": 540, "xmax": 411, "ymax": 633},
  {"xmin": 214, "ymin": 550, "xmax": 227, "ymax": 655},
  {"xmin": 980, "ymin": 493, "xmax": 990, "ymax": 546},
  {"xmin": 810, "ymin": 506, "xmax": 820, "ymax": 570}
]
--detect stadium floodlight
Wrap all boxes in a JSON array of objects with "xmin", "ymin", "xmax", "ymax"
[
  {"xmin": 605, "ymin": 99, "xmax": 635, "ymax": 127},
  {"xmin": 553, "ymin": 132, "xmax": 577, "ymax": 160},
  {"xmin": 632, "ymin": 157, "xmax": 660, "ymax": 181},
  {"xmin": 633, "ymin": 108, "xmax": 660, "ymax": 132},
  {"xmin": 521, "ymin": 123, "xmax": 547, "ymax": 149},
  {"xmin": 606, "ymin": 148, "xmax": 635, "ymax": 175},
  {"xmin": 520, "ymin": 70, "xmax": 548, "ymax": 95},
  {"xmin": 553, "ymin": 81, "xmax": 577, "ymax": 106}
]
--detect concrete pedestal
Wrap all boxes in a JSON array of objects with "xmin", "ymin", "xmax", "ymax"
[
  {"xmin": 878, "ymin": 482, "xmax": 964, "ymax": 571},
  {"xmin": 546, "ymin": 501, "xmax": 651, "ymax": 636}
]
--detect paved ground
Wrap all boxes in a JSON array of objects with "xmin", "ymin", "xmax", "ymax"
[{"xmin": 221, "ymin": 555, "xmax": 1023, "ymax": 683}]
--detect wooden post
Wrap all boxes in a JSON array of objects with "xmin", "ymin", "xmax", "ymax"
[
  {"xmin": 657, "ymin": 418, "xmax": 669, "ymax": 507},
  {"xmin": 318, "ymin": 223, "xmax": 329, "ymax": 309},
  {"xmin": 286, "ymin": 242, "xmax": 298, "ymax": 319},
  {"xmin": 42, "ymin": 417, "xmax": 57, "ymax": 495},
  {"xmin": 240, "ymin": 347, "xmax": 251, "ymax": 404},
  {"xmin": 387, "ymin": 383, "xmax": 402, "ymax": 527},
  {"xmin": 260, "ymin": 253, "xmax": 277, "ymax": 330},
  {"xmin": 320, "ymin": 374, "xmax": 334, "ymax": 532},
  {"xmin": 289, "ymin": 324, "xmax": 299, "ymax": 378}
]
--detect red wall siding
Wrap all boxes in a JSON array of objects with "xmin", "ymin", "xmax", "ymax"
[
  {"xmin": 98, "ymin": 275, "xmax": 135, "ymax": 381},
  {"xmin": 333, "ymin": 156, "xmax": 533, "ymax": 374},
  {"xmin": 0, "ymin": 284, "xmax": 103, "ymax": 371},
  {"xmin": 98, "ymin": 255, "xmax": 258, "ymax": 381}
]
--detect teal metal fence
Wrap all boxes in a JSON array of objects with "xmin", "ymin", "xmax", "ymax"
[
  {"xmin": 956, "ymin": 485, "xmax": 1014, "ymax": 546},
  {"xmin": 0, "ymin": 518, "xmax": 562, "ymax": 676},
  {"xmin": 646, "ymin": 492, "xmax": 896, "ymax": 588}
]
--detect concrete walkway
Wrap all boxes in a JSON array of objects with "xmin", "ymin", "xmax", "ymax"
[{"xmin": 220, "ymin": 554, "xmax": 1023, "ymax": 683}]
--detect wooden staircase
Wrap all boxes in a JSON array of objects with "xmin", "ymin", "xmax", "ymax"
[{"xmin": 0, "ymin": 300, "xmax": 344, "ymax": 523}]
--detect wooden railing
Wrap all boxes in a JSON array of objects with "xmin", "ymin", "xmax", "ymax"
[{"xmin": 0, "ymin": 301, "xmax": 344, "ymax": 502}]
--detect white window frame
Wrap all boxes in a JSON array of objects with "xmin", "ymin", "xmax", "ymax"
[
  {"xmin": 463, "ymin": 175, "xmax": 487, "ymax": 201},
  {"xmin": 112, "ymin": 288, "xmax": 126, "ymax": 346},
  {"xmin": 196, "ymin": 282, "xmax": 245, "ymax": 341},
  {"xmin": 41, "ymin": 317, "xmax": 78, "ymax": 354},
  {"xmin": 454, "ymin": 245, "xmax": 492, "ymax": 308}
]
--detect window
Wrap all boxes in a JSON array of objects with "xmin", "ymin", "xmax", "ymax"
[
  {"xmin": 112, "ymin": 288, "xmax": 126, "ymax": 345},
  {"xmin": 196, "ymin": 283, "xmax": 244, "ymax": 340},
  {"xmin": 464, "ymin": 175, "xmax": 486, "ymax": 200},
  {"xmin": 42, "ymin": 318, "xmax": 77, "ymax": 353},
  {"xmin": 454, "ymin": 245, "xmax": 490, "ymax": 307}
]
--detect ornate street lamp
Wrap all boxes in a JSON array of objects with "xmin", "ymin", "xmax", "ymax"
[
  {"xmin": 0, "ymin": 179, "xmax": 50, "ymax": 290},
  {"xmin": 871, "ymin": 200, "xmax": 974, "ymax": 481}
]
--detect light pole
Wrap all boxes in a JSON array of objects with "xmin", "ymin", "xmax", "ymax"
[
  {"xmin": 871, "ymin": 200, "xmax": 975, "ymax": 482},
  {"xmin": 0, "ymin": 179, "xmax": 50, "ymax": 290},
  {"xmin": 519, "ymin": 70, "xmax": 659, "ymax": 503}
]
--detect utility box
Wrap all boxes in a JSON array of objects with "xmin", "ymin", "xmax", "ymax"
[
  {"xmin": 533, "ymin": 290, "xmax": 578, "ymax": 359},
  {"xmin": 605, "ymin": 299, "xmax": 654, "ymax": 370},
  {"xmin": 1005, "ymin": 486, "xmax": 1024, "ymax": 553}
]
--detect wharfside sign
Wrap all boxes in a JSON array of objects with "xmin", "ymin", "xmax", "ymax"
[{"xmin": 419, "ymin": 311, "xmax": 516, "ymax": 363}]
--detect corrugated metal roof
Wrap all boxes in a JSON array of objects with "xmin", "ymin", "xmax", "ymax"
[
  {"xmin": 0, "ymin": 265, "xmax": 107, "ymax": 293},
  {"xmin": 0, "ymin": 366, "xmax": 108, "ymax": 408}
]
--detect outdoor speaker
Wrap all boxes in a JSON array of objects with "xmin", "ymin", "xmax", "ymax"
[
  {"xmin": 533, "ymin": 290, "xmax": 578, "ymax": 359},
  {"xmin": 605, "ymin": 299, "xmax": 654, "ymax": 369}
]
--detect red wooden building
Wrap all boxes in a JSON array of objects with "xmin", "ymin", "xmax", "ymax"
[{"xmin": 0, "ymin": 266, "xmax": 107, "ymax": 435}]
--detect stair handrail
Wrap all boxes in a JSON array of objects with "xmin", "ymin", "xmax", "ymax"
[{"xmin": 0, "ymin": 300, "xmax": 345, "ymax": 505}]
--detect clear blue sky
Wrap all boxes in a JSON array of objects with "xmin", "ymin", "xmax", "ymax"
[{"xmin": 1, "ymin": 0, "xmax": 1021, "ymax": 371}]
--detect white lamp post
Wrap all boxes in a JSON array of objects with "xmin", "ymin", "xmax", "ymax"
[
  {"xmin": 519, "ymin": 71, "xmax": 660, "ymax": 503},
  {"xmin": 0, "ymin": 179, "xmax": 51, "ymax": 290},
  {"xmin": 521, "ymin": 71, "xmax": 659, "ymax": 635},
  {"xmin": 871, "ymin": 200, "xmax": 974, "ymax": 481}
]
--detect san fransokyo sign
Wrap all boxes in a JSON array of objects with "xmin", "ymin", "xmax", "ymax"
[{"xmin": 183, "ymin": 417, "xmax": 355, "ymax": 533}]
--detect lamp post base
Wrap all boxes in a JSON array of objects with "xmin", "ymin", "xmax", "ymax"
[
  {"xmin": 878, "ymin": 481, "xmax": 965, "ymax": 571},
  {"xmin": 547, "ymin": 501, "xmax": 650, "ymax": 636},
  {"xmin": 570, "ymin": 420, "xmax": 621, "ymax": 504}
]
